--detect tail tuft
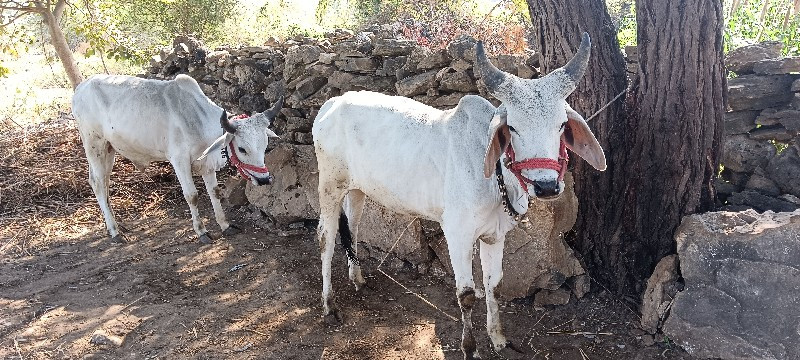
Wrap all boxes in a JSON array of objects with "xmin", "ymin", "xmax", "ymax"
[{"xmin": 339, "ymin": 212, "xmax": 359, "ymax": 265}]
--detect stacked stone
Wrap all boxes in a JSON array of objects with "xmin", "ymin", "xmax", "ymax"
[
  {"xmin": 719, "ymin": 41, "xmax": 800, "ymax": 213},
  {"xmin": 144, "ymin": 27, "xmax": 539, "ymax": 147}
]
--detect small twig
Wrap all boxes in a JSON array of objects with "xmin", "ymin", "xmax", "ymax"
[
  {"xmin": 245, "ymin": 328, "xmax": 269, "ymax": 337},
  {"xmin": 579, "ymin": 348, "xmax": 591, "ymax": 360},
  {"xmin": 377, "ymin": 217, "xmax": 418, "ymax": 269},
  {"xmin": 377, "ymin": 268, "xmax": 459, "ymax": 323},
  {"xmin": 121, "ymin": 295, "xmax": 146, "ymax": 312},
  {"xmin": 14, "ymin": 337, "xmax": 23, "ymax": 360},
  {"xmin": 546, "ymin": 331, "xmax": 613, "ymax": 336}
]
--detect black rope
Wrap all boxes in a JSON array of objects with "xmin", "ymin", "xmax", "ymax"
[{"xmin": 496, "ymin": 160, "xmax": 522, "ymax": 221}]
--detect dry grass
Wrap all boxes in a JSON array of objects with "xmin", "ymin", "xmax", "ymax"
[{"xmin": 0, "ymin": 115, "xmax": 188, "ymax": 256}]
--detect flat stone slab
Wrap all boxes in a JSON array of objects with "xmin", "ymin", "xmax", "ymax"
[{"xmin": 664, "ymin": 209, "xmax": 800, "ymax": 360}]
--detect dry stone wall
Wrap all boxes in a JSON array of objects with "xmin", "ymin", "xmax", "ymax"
[
  {"xmin": 719, "ymin": 42, "xmax": 800, "ymax": 213},
  {"xmin": 142, "ymin": 29, "xmax": 590, "ymax": 303}
]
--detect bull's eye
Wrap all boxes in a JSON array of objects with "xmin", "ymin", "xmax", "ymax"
[
  {"xmin": 560, "ymin": 122, "xmax": 567, "ymax": 131},
  {"xmin": 238, "ymin": 147, "xmax": 247, "ymax": 155},
  {"xmin": 508, "ymin": 125, "xmax": 518, "ymax": 134}
]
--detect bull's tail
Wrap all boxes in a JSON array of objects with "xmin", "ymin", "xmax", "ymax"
[{"xmin": 338, "ymin": 212, "xmax": 359, "ymax": 265}]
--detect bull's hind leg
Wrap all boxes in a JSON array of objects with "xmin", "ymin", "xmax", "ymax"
[
  {"xmin": 318, "ymin": 178, "xmax": 348, "ymax": 325},
  {"xmin": 202, "ymin": 172, "xmax": 239, "ymax": 237},
  {"xmin": 81, "ymin": 134, "xmax": 124, "ymax": 242},
  {"xmin": 170, "ymin": 158, "xmax": 211, "ymax": 243},
  {"xmin": 343, "ymin": 189, "xmax": 366, "ymax": 290}
]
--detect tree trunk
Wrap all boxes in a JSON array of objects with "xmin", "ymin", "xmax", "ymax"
[
  {"xmin": 36, "ymin": 0, "xmax": 83, "ymax": 89},
  {"xmin": 528, "ymin": 0, "xmax": 724, "ymax": 299}
]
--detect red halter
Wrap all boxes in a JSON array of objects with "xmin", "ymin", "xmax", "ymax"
[
  {"xmin": 503, "ymin": 140, "xmax": 568, "ymax": 193},
  {"xmin": 227, "ymin": 114, "xmax": 270, "ymax": 180}
]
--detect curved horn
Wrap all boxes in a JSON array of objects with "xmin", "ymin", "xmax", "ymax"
[
  {"xmin": 548, "ymin": 33, "xmax": 592, "ymax": 98},
  {"xmin": 475, "ymin": 41, "xmax": 508, "ymax": 95},
  {"xmin": 563, "ymin": 32, "xmax": 591, "ymax": 85},
  {"xmin": 220, "ymin": 110, "xmax": 238, "ymax": 134},
  {"xmin": 265, "ymin": 96, "xmax": 284, "ymax": 119}
]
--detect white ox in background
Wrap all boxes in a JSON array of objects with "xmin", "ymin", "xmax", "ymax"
[
  {"xmin": 313, "ymin": 34, "xmax": 605, "ymax": 359},
  {"xmin": 72, "ymin": 74, "xmax": 282, "ymax": 243}
]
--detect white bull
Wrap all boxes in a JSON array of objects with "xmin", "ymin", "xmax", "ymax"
[
  {"xmin": 72, "ymin": 74, "xmax": 282, "ymax": 243},
  {"xmin": 312, "ymin": 34, "xmax": 605, "ymax": 359}
]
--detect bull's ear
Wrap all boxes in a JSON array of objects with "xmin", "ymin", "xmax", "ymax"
[
  {"xmin": 483, "ymin": 106, "xmax": 512, "ymax": 178},
  {"xmin": 265, "ymin": 128, "xmax": 279, "ymax": 138},
  {"xmin": 564, "ymin": 104, "xmax": 606, "ymax": 171},
  {"xmin": 197, "ymin": 133, "xmax": 234, "ymax": 161}
]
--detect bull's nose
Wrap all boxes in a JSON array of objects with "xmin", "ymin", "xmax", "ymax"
[
  {"xmin": 255, "ymin": 174, "xmax": 274, "ymax": 186},
  {"xmin": 533, "ymin": 180, "xmax": 560, "ymax": 199}
]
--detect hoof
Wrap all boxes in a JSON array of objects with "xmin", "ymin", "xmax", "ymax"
[
  {"xmin": 110, "ymin": 233, "xmax": 129, "ymax": 243},
  {"xmin": 222, "ymin": 224, "xmax": 241, "ymax": 237},
  {"xmin": 323, "ymin": 308, "xmax": 343, "ymax": 326},
  {"xmin": 504, "ymin": 341, "xmax": 525, "ymax": 354},
  {"xmin": 463, "ymin": 350, "xmax": 481, "ymax": 360},
  {"xmin": 118, "ymin": 224, "xmax": 131, "ymax": 233},
  {"xmin": 199, "ymin": 233, "xmax": 215, "ymax": 244},
  {"xmin": 351, "ymin": 273, "xmax": 366, "ymax": 292},
  {"xmin": 491, "ymin": 341, "xmax": 525, "ymax": 357}
]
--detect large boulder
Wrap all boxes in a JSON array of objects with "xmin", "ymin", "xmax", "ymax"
[
  {"xmin": 725, "ymin": 41, "xmax": 783, "ymax": 74},
  {"xmin": 357, "ymin": 200, "xmax": 427, "ymax": 265},
  {"xmin": 245, "ymin": 144, "xmax": 319, "ymax": 224},
  {"xmin": 663, "ymin": 210, "xmax": 800, "ymax": 360},
  {"xmin": 722, "ymin": 134, "xmax": 776, "ymax": 172},
  {"xmin": 640, "ymin": 255, "xmax": 680, "ymax": 334},
  {"xmin": 766, "ymin": 145, "xmax": 800, "ymax": 198}
]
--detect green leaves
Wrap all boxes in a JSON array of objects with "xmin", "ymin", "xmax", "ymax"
[{"xmin": 724, "ymin": 0, "xmax": 799, "ymax": 55}]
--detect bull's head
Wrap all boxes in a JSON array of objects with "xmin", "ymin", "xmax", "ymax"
[
  {"xmin": 478, "ymin": 33, "xmax": 606, "ymax": 200},
  {"xmin": 198, "ymin": 96, "xmax": 284, "ymax": 186}
]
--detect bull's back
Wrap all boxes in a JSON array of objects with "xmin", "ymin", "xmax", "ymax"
[
  {"xmin": 313, "ymin": 91, "xmax": 449, "ymax": 219},
  {"xmin": 72, "ymin": 75, "xmax": 219, "ymax": 163}
]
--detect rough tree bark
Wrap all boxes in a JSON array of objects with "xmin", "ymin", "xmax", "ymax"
[{"xmin": 527, "ymin": 0, "xmax": 724, "ymax": 299}]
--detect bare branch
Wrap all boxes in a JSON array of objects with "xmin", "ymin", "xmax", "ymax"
[
  {"xmin": 53, "ymin": 0, "xmax": 66, "ymax": 21},
  {"xmin": 0, "ymin": 3, "xmax": 42, "ymax": 13},
  {"xmin": 0, "ymin": 8, "xmax": 31, "ymax": 27}
]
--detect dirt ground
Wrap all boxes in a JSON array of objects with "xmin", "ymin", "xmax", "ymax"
[{"xmin": 0, "ymin": 120, "xmax": 693, "ymax": 360}]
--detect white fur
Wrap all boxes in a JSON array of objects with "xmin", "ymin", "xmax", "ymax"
[{"xmin": 72, "ymin": 74, "xmax": 274, "ymax": 239}]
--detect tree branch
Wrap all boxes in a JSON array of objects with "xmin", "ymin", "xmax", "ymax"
[
  {"xmin": 53, "ymin": 0, "xmax": 65, "ymax": 22},
  {"xmin": 0, "ymin": 3, "xmax": 42, "ymax": 13},
  {"xmin": 0, "ymin": 8, "xmax": 30, "ymax": 27}
]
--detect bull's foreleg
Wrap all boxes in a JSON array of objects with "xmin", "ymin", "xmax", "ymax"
[
  {"xmin": 171, "ymin": 160, "xmax": 210, "ymax": 243},
  {"xmin": 85, "ymin": 141, "xmax": 123, "ymax": 242},
  {"xmin": 480, "ymin": 237, "xmax": 513, "ymax": 353},
  {"xmin": 343, "ymin": 189, "xmax": 366, "ymax": 290},
  {"xmin": 319, "ymin": 183, "xmax": 347, "ymax": 325},
  {"xmin": 444, "ymin": 225, "xmax": 479, "ymax": 360},
  {"xmin": 202, "ymin": 172, "xmax": 239, "ymax": 237}
]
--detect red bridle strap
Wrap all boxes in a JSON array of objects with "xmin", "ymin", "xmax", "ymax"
[
  {"xmin": 504, "ymin": 141, "xmax": 568, "ymax": 193},
  {"xmin": 226, "ymin": 114, "xmax": 270, "ymax": 180}
]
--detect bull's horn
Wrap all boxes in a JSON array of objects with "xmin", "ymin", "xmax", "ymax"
[
  {"xmin": 265, "ymin": 96, "xmax": 284, "ymax": 120},
  {"xmin": 552, "ymin": 32, "xmax": 591, "ymax": 97},
  {"xmin": 220, "ymin": 110, "xmax": 237, "ymax": 134},
  {"xmin": 475, "ymin": 41, "xmax": 508, "ymax": 95}
]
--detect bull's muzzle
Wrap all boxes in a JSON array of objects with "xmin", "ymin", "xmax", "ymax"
[
  {"xmin": 254, "ymin": 173, "xmax": 274, "ymax": 186},
  {"xmin": 532, "ymin": 180, "xmax": 560, "ymax": 199}
]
